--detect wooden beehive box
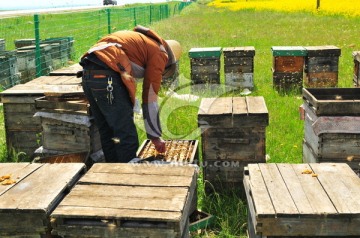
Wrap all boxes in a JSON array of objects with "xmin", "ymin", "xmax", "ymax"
[
  {"xmin": 244, "ymin": 163, "xmax": 360, "ymax": 238},
  {"xmin": 198, "ymin": 96, "xmax": 269, "ymax": 193},
  {"xmin": 304, "ymin": 45, "xmax": 341, "ymax": 87},
  {"xmin": 223, "ymin": 46, "xmax": 255, "ymax": 89},
  {"xmin": 189, "ymin": 47, "xmax": 222, "ymax": 85},
  {"xmin": 16, "ymin": 44, "xmax": 53, "ymax": 82},
  {"xmin": 34, "ymin": 93, "xmax": 101, "ymax": 157},
  {"xmin": 49, "ymin": 63, "xmax": 82, "ymax": 76},
  {"xmin": 0, "ymin": 162, "xmax": 86, "ymax": 237},
  {"xmin": 41, "ymin": 38, "xmax": 69, "ymax": 70},
  {"xmin": 0, "ymin": 75, "xmax": 83, "ymax": 159},
  {"xmin": 50, "ymin": 163, "xmax": 198, "ymax": 238},
  {"xmin": 302, "ymin": 87, "xmax": 360, "ymax": 116},
  {"xmin": 137, "ymin": 139, "xmax": 199, "ymax": 164},
  {"xmin": 302, "ymin": 88, "xmax": 360, "ymax": 172},
  {"xmin": 271, "ymin": 46, "xmax": 307, "ymax": 92},
  {"xmin": 353, "ymin": 51, "xmax": 360, "ymax": 87}
]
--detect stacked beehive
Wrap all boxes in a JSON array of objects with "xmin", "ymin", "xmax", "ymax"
[
  {"xmin": 353, "ymin": 51, "xmax": 360, "ymax": 87},
  {"xmin": 302, "ymin": 88, "xmax": 360, "ymax": 173},
  {"xmin": 14, "ymin": 37, "xmax": 75, "ymax": 83},
  {"xmin": 271, "ymin": 46, "xmax": 307, "ymax": 92},
  {"xmin": 16, "ymin": 44, "xmax": 53, "ymax": 82},
  {"xmin": 198, "ymin": 96, "xmax": 269, "ymax": 193},
  {"xmin": 0, "ymin": 74, "xmax": 84, "ymax": 159},
  {"xmin": 223, "ymin": 46, "xmax": 255, "ymax": 89},
  {"xmin": 50, "ymin": 163, "xmax": 198, "ymax": 238},
  {"xmin": 189, "ymin": 47, "xmax": 222, "ymax": 86},
  {"xmin": 42, "ymin": 38, "xmax": 70, "ymax": 70},
  {"xmin": 34, "ymin": 89, "xmax": 102, "ymax": 165},
  {"xmin": 304, "ymin": 45, "xmax": 341, "ymax": 87}
]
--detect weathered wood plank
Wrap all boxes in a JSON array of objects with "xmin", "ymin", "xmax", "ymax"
[
  {"xmin": 310, "ymin": 163, "xmax": 360, "ymax": 214},
  {"xmin": 259, "ymin": 163, "xmax": 298, "ymax": 216},
  {"xmin": 278, "ymin": 163, "xmax": 336, "ymax": 215},
  {"xmin": 78, "ymin": 172, "xmax": 193, "ymax": 187},
  {"xmin": 0, "ymin": 163, "xmax": 85, "ymax": 210},
  {"xmin": 0, "ymin": 163, "xmax": 43, "ymax": 196},
  {"xmin": 244, "ymin": 176, "xmax": 260, "ymax": 238},
  {"xmin": 59, "ymin": 192, "xmax": 186, "ymax": 212},
  {"xmin": 87, "ymin": 163, "xmax": 195, "ymax": 177},
  {"xmin": 0, "ymin": 84, "xmax": 83, "ymax": 96},
  {"xmin": 246, "ymin": 96, "xmax": 269, "ymax": 116},
  {"xmin": 68, "ymin": 184, "xmax": 188, "ymax": 200},
  {"xmin": 198, "ymin": 97, "xmax": 232, "ymax": 115},
  {"xmin": 232, "ymin": 97, "xmax": 247, "ymax": 116},
  {"xmin": 0, "ymin": 94, "xmax": 40, "ymax": 104},
  {"xmin": 276, "ymin": 163, "xmax": 314, "ymax": 215},
  {"xmin": 260, "ymin": 216, "xmax": 360, "ymax": 236},
  {"xmin": 53, "ymin": 224, "xmax": 179, "ymax": 238},
  {"xmin": 52, "ymin": 206, "xmax": 182, "ymax": 221},
  {"xmin": 35, "ymin": 96, "xmax": 89, "ymax": 113},
  {"xmin": 233, "ymin": 97, "xmax": 269, "ymax": 126},
  {"xmin": 247, "ymin": 164, "xmax": 275, "ymax": 217},
  {"xmin": 25, "ymin": 75, "xmax": 80, "ymax": 85}
]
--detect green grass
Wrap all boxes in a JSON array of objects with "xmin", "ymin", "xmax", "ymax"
[{"xmin": 1, "ymin": 2, "xmax": 360, "ymax": 237}]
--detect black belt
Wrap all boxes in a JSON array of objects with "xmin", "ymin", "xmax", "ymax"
[{"xmin": 82, "ymin": 69, "xmax": 120, "ymax": 77}]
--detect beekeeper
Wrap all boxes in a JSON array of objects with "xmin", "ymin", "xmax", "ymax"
[{"xmin": 79, "ymin": 25, "xmax": 182, "ymax": 163}]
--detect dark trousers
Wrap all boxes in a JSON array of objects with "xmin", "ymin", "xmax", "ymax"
[{"xmin": 81, "ymin": 61, "xmax": 139, "ymax": 163}]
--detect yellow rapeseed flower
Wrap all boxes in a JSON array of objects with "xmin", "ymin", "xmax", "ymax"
[{"xmin": 208, "ymin": 0, "xmax": 360, "ymax": 18}]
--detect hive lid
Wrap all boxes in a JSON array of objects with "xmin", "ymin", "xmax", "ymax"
[
  {"xmin": 223, "ymin": 46, "xmax": 255, "ymax": 56},
  {"xmin": 189, "ymin": 47, "xmax": 222, "ymax": 58},
  {"xmin": 197, "ymin": 96, "xmax": 269, "ymax": 127},
  {"xmin": 304, "ymin": 45, "xmax": 341, "ymax": 57},
  {"xmin": 272, "ymin": 46, "xmax": 307, "ymax": 56}
]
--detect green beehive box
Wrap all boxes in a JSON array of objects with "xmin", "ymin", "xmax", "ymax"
[
  {"xmin": 271, "ymin": 46, "xmax": 307, "ymax": 56},
  {"xmin": 189, "ymin": 47, "xmax": 222, "ymax": 58}
]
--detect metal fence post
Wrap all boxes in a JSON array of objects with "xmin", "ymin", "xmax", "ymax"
[
  {"xmin": 133, "ymin": 7, "xmax": 137, "ymax": 26},
  {"xmin": 165, "ymin": 4, "xmax": 169, "ymax": 19},
  {"xmin": 34, "ymin": 14, "xmax": 42, "ymax": 77},
  {"xmin": 150, "ymin": 5, "xmax": 152, "ymax": 24},
  {"xmin": 107, "ymin": 8, "xmax": 111, "ymax": 34}
]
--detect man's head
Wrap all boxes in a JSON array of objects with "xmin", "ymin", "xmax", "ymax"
[{"xmin": 163, "ymin": 40, "xmax": 182, "ymax": 78}]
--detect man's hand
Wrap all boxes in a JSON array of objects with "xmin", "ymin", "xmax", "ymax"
[{"xmin": 151, "ymin": 137, "xmax": 166, "ymax": 153}]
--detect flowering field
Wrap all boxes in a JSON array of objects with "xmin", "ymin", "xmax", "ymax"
[{"xmin": 209, "ymin": 0, "xmax": 360, "ymax": 17}]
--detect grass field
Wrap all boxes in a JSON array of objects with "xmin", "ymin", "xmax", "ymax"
[{"xmin": 1, "ymin": 1, "xmax": 360, "ymax": 237}]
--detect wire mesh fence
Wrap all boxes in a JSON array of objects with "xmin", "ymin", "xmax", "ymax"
[{"xmin": 0, "ymin": 2, "xmax": 191, "ymax": 90}]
